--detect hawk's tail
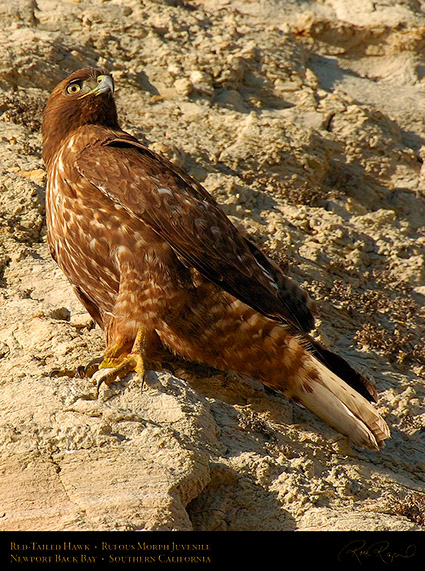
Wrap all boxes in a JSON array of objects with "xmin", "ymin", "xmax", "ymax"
[
  {"xmin": 158, "ymin": 292, "xmax": 390, "ymax": 450},
  {"xmin": 284, "ymin": 351, "xmax": 390, "ymax": 450}
]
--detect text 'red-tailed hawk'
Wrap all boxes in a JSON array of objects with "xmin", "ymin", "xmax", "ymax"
[{"xmin": 42, "ymin": 68, "xmax": 390, "ymax": 450}]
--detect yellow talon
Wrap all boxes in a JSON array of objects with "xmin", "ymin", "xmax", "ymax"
[
  {"xmin": 95, "ymin": 327, "xmax": 148, "ymax": 393},
  {"xmin": 133, "ymin": 353, "xmax": 146, "ymax": 379},
  {"xmin": 99, "ymin": 357, "xmax": 123, "ymax": 369}
]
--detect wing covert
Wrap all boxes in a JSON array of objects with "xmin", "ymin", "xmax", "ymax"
[{"xmin": 75, "ymin": 131, "xmax": 315, "ymax": 332}]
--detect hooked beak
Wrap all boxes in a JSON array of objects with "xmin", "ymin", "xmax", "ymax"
[{"xmin": 79, "ymin": 75, "xmax": 114, "ymax": 99}]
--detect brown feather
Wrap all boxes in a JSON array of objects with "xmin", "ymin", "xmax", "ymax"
[
  {"xmin": 42, "ymin": 68, "xmax": 390, "ymax": 450},
  {"xmin": 75, "ymin": 130, "xmax": 316, "ymax": 332}
]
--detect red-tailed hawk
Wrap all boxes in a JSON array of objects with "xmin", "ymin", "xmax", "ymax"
[{"xmin": 42, "ymin": 67, "xmax": 390, "ymax": 450}]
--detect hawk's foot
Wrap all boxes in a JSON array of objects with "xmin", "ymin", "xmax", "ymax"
[
  {"xmin": 96, "ymin": 352, "xmax": 145, "ymax": 389},
  {"xmin": 95, "ymin": 328, "xmax": 151, "ymax": 394},
  {"xmin": 76, "ymin": 357, "xmax": 103, "ymax": 378}
]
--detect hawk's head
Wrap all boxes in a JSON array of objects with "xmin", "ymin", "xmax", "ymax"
[{"xmin": 42, "ymin": 67, "xmax": 118, "ymax": 166}]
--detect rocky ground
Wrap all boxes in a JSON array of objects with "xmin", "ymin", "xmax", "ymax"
[{"xmin": 0, "ymin": 0, "xmax": 424, "ymax": 531}]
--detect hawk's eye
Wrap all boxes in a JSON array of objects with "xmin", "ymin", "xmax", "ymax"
[{"xmin": 66, "ymin": 82, "xmax": 82, "ymax": 95}]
